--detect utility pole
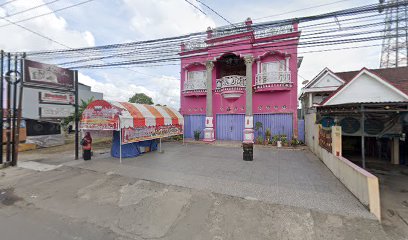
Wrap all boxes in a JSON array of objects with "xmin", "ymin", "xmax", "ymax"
[{"xmin": 380, "ymin": 0, "xmax": 408, "ymax": 68}]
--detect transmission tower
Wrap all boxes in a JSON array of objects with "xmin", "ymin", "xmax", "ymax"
[{"xmin": 380, "ymin": 0, "xmax": 408, "ymax": 68}]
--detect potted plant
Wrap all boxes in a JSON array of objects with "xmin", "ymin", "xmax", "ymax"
[
  {"xmin": 271, "ymin": 135, "xmax": 279, "ymax": 146},
  {"xmin": 281, "ymin": 135, "xmax": 288, "ymax": 147},
  {"xmin": 265, "ymin": 128, "xmax": 271, "ymax": 144},
  {"xmin": 193, "ymin": 130, "xmax": 201, "ymax": 141},
  {"xmin": 256, "ymin": 135, "xmax": 264, "ymax": 145},
  {"xmin": 291, "ymin": 138, "xmax": 300, "ymax": 147}
]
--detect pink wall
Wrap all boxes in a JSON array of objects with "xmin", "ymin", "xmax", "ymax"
[{"xmin": 180, "ymin": 24, "xmax": 300, "ymax": 136}]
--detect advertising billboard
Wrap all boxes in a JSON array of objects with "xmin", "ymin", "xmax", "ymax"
[
  {"xmin": 24, "ymin": 59, "xmax": 74, "ymax": 89},
  {"xmin": 121, "ymin": 125, "xmax": 183, "ymax": 144},
  {"xmin": 39, "ymin": 106, "xmax": 74, "ymax": 118},
  {"xmin": 39, "ymin": 91, "xmax": 74, "ymax": 104}
]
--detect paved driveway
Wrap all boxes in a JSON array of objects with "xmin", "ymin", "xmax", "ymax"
[{"xmin": 76, "ymin": 142, "xmax": 374, "ymax": 219}]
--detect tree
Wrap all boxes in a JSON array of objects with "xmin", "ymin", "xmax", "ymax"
[
  {"xmin": 128, "ymin": 93, "xmax": 153, "ymax": 105},
  {"xmin": 63, "ymin": 96, "xmax": 94, "ymax": 127}
]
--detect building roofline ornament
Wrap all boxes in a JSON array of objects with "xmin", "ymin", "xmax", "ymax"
[
  {"xmin": 243, "ymin": 55, "xmax": 254, "ymax": 65},
  {"xmin": 206, "ymin": 60, "xmax": 214, "ymax": 70}
]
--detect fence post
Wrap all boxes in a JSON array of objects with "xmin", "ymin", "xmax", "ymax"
[{"xmin": 331, "ymin": 126, "xmax": 342, "ymax": 157}]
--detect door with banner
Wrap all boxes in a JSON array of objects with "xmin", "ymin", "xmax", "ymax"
[{"xmin": 216, "ymin": 114, "xmax": 244, "ymax": 141}]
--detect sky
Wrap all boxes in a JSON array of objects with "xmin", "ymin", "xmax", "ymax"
[{"xmin": 0, "ymin": 0, "xmax": 383, "ymax": 108}]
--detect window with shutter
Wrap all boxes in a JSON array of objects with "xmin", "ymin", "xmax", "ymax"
[
  {"xmin": 261, "ymin": 61, "xmax": 285, "ymax": 73},
  {"xmin": 188, "ymin": 71, "xmax": 206, "ymax": 81}
]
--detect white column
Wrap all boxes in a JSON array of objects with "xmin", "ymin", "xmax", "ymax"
[
  {"xmin": 243, "ymin": 55, "xmax": 254, "ymax": 143},
  {"xmin": 203, "ymin": 60, "xmax": 215, "ymax": 142}
]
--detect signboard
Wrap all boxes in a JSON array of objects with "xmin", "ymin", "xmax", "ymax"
[
  {"xmin": 24, "ymin": 59, "xmax": 74, "ymax": 89},
  {"xmin": 39, "ymin": 107, "xmax": 74, "ymax": 118},
  {"xmin": 80, "ymin": 101, "xmax": 120, "ymax": 130},
  {"xmin": 122, "ymin": 125, "xmax": 183, "ymax": 144},
  {"xmin": 39, "ymin": 91, "xmax": 74, "ymax": 104}
]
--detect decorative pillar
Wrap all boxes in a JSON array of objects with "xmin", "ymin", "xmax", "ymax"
[
  {"xmin": 203, "ymin": 60, "xmax": 215, "ymax": 142},
  {"xmin": 331, "ymin": 126, "xmax": 342, "ymax": 157},
  {"xmin": 243, "ymin": 55, "xmax": 254, "ymax": 143}
]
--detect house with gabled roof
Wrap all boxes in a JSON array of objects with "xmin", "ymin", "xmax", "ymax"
[{"xmin": 301, "ymin": 67, "xmax": 408, "ymax": 167}]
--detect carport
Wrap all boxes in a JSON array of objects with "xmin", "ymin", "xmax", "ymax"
[{"xmin": 317, "ymin": 103, "xmax": 408, "ymax": 168}]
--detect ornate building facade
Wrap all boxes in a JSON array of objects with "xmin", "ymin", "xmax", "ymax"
[{"xmin": 181, "ymin": 18, "xmax": 301, "ymax": 142}]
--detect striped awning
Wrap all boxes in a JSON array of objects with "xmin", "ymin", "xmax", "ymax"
[{"xmin": 80, "ymin": 100, "xmax": 183, "ymax": 130}]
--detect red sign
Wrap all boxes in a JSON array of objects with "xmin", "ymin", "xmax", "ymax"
[
  {"xmin": 24, "ymin": 59, "xmax": 74, "ymax": 89},
  {"xmin": 40, "ymin": 91, "xmax": 74, "ymax": 104}
]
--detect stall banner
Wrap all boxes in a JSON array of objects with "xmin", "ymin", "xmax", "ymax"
[
  {"xmin": 24, "ymin": 59, "xmax": 74, "ymax": 89},
  {"xmin": 39, "ymin": 106, "xmax": 74, "ymax": 118},
  {"xmin": 80, "ymin": 101, "xmax": 121, "ymax": 130},
  {"xmin": 122, "ymin": 125, "xmax": 183, "ymax": 144},
  {"xmin": 39, "ymin": 91, "xmax": 74, "ymax": 104}
]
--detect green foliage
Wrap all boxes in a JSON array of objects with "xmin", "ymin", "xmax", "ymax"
[
  {"xmin": 129, "ymin": 93, "xmax": 154, "ymax": 105},
  {"xmin": 254, "ymin": 121, "xmax": 263, "ymax": 138},
  {"xmin": 291, "ymin": 138, "xmax": 300, "ymax": 146},
  {"xmin": 256, "ymin": 135, "xmax": 264, "ymax": 144},
  {"xmin": 265, "ymin": 128, "xmax": 271, "ymax": 138},
  {"xmin": 254, "ymin": 121, "xmax": 263, "ymax": 132},
  {"xmin": 272, "ymin": 135, "xmax": 280, "ymax": 143},
  {"xmin": 63, "ymin": 96, "xmax": 94, "ymax": 127},
  {"xmin": 280, "ymin": 135, "xmax": 288, "ymax": 144}
]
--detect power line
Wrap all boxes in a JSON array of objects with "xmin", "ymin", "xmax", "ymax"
[
  {"xmin": 46, "ymin": 16, "xmax": 392, "ymax": 67},
  {"xmin": 0, "ymin": 0, "xmax": 96, "ymax": 28},
  {"xmin": 194, "ymin": 0, "xmax": 235, "ymax": 26},
  {"xmin": 27, "ymin": 1, "xmax": 398, "ymax": 56},
  {"xmin": 0, "ymin": 3, "xmax": 161, "ymax": 78},
  {"xmin": 0, "ymin": 0, "xmax": 63, "ymax": 20},
  {"xmin": 0, "ymin": 0, "xmax": 18, "ymax": 8},
  {"xmin": 184, "ymin": 0, "xmax": 207, "ymax": 15},
  {"xmin": 254, "ymin": 0, "xmax": 354, "ymax": 20},
  {"xmin": 17, "ymin": 1, "xmax": 407, "ymax": 70}
]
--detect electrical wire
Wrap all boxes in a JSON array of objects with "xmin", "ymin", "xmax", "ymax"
[
  {"xmin": 0, "ymin": 0, "xmax": 18, "ymax": 8},
  {"xmin": 4, "ymin": 1, "xmax": 404, "ymax": 71},
  {"xmin": 0, "ymin": 0, "xmax": 96, "ymax": 28},
  {"xmin": 0, "ymin": 0, "xmax": 63, "ymax": 19},
  {"xmin": 184, "ymin": 0, "xmax": 207, "ymax": 15},
  {"xmin": 195, "ymin": 0, "xmax": 235, "ymax": 26}
]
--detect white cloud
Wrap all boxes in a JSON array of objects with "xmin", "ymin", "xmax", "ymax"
[
  {"xmin": 123, "ymin": 0, "xmax": 216, "ymax": 39},
  {"xmin": 0, "ymin": 1, "xmax": 95, "ymax": 51},
  {"xmin": 79, "ymin": 72, "xmax": 180, "ymax": 109}
]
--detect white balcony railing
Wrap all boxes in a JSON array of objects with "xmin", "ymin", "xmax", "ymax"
[
  {"xmin": 183, "ymin": 78, "xmax": 207, "ymax": 92},
  {"xmin": 255, "ymin": 71, "xmax": 291, "ymax": 85},
  {"xmin": 216, "ymin": 75, "xmax": 246, "ymax": 89}
]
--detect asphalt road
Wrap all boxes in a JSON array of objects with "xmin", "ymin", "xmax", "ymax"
[{"xmin": 0, "ymin": 148, "xmax": 392, "ymax": 240}]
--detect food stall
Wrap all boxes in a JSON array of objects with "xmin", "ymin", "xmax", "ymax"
[{"xmin": 80, "ymin": 100, "xmax": 183, "ymax": 162}]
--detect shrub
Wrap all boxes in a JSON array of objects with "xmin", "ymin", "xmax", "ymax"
[{"xmin": 256, "ymin": 135, "xmax": 264, "ymax": 144}]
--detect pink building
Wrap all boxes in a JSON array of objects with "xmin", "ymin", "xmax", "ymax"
[{"xmin": 180, "ymin": 18, "xmax": 301, "ymax": 142}]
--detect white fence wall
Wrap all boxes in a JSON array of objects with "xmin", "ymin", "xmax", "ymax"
[{"xmin": 305, "ymin": 113, "xmax": 381, "ymax": 221}]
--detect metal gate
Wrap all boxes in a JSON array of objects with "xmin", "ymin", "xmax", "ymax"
[
  {"xmin": 298, "ymin": 119, "xmax": 305, "ymax": 142},
  {"xmin": 216, "ymin": 114, "xmax": 245, "ymax": 141},
  {"xmin": 254, "ymin": 114, "xmax": 293, "ymax": 140},
  {"xmin": 184, "ymin": 115, "xmax": 206, "ymax": 139}
]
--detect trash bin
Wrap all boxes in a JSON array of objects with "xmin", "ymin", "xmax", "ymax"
[{"xmin": 243, "ymin": 143, "xmax": 253, "ymax": 161}]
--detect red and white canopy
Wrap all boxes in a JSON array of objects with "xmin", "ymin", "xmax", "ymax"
[{"xmin": 80, "ymin": 100, "xmax": 183, "ymax": 130}]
